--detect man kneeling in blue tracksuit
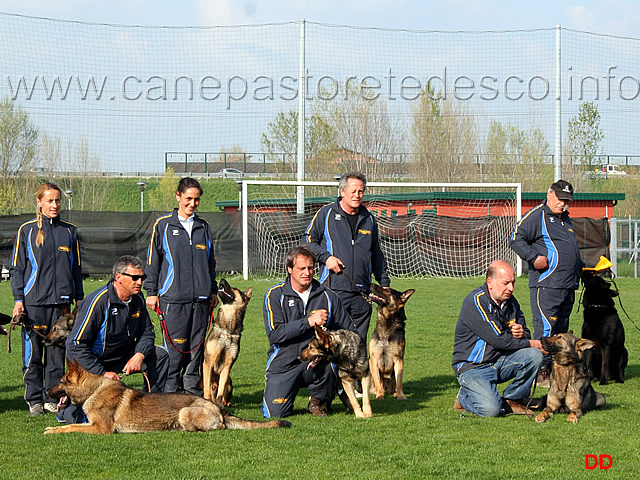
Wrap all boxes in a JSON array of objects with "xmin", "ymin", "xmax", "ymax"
[
  {"xmin": 452, "ymin": 260, "xmax": 547, "ymax": 417},
  {"xmin": 61, "ymin": 255, "xmax": 169, "ymax": 423},
  {"xmin": 262, "ymin": 245, "xmax": 356, "ymax": 418}
]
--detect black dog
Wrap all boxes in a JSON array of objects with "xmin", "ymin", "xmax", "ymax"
[{"xmin": 580, "ymin": 271, "xmax": 628, "ymax": 384}]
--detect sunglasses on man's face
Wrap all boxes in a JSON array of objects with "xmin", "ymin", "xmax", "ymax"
[{"xmin": 121, "ymin": 272, "xmax": 147, "ymax": 282}]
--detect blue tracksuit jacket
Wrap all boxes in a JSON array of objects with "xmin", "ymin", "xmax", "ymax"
[
  {"xmin": 452, "ymin": 283, "xmax": 531, "ymax": 375},
  {"xmin": 10, "ymin": 215, "xmax": 83, "ymax": 306},
  {"xmin": 144, "ymin": 209, "xmax": 217, "ymax": 303},
  {"xmin": 264, "ymin": 278, "xmax": 355, "ymax": 373},
  {"xmin": 509, "ymin": 202, "xmax": 582, "ymax": 290},
  {"xmin": 302, "ymin": 199, "xmax": 389, "ymax": 292}
]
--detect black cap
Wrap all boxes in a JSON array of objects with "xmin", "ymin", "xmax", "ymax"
[{"xmin": 550, "ymin": 180, "xmax": 574, "ymax": 201}]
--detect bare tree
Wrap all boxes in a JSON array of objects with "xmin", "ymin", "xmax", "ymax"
[
  {"xmin": 485, "ymin": 120, "xmax": 552, "ymax": 191},
  {"xmin": 410, "ymin": 88, "xmax": 479, "ymax": 182},
  {"xmin": 314, "ymin": 82, "xmax": 404, "ymax": 181},
  {"xmin": 261, "ymin": 110, "xmax": 336, "ymax": 177},
  {"xmin": 0, "ymin": 98, "xmax": 38, "ymax": 213}
]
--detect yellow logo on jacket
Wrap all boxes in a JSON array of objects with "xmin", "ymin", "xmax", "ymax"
[
  {"xmin": 195, "ymin": 244, "xmax": 206, "ymax": 250},
  {"xmin": 58, "ymin": 246, "xmax": 70, "ymax": 252},
  {"xmin": 358, "ymin": 229, "xmax": 371, "ymax": 235},
  {"xmin": 131, "ymin": 311, "xmax": 141, "ymax": 318}
]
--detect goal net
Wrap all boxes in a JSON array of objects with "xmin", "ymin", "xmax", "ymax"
[{"xmin": 240, "ymin": 181, "xmax": 522, "ymax": 279}]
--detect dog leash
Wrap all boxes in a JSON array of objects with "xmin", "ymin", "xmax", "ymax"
[
  {"xmin": 119, "ymin": 371, "xmax": 152, "ymax": 392},
  {"xmin": 155, "ymin": 305, "xmax": 215, "ymax": 354},
  {"xmin": 7, "ymin": 314, "xmax": 48, "ymax": 353},
  {"xmin": 332, "ymin": 264, "xmax": 372, "ymax": 305},
  {"xmin": 580, "ymin": 277, "xmax": 640, "ymax": 332}
]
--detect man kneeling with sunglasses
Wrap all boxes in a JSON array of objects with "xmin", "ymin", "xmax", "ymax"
[{"xmin": 60, "ymin": 255, "xmax": 169, "ymax": 423}]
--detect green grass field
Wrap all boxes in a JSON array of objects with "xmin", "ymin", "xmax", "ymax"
[{"xmin": 1, "ymin": 276, "xmax": 638, "ymax": 479}]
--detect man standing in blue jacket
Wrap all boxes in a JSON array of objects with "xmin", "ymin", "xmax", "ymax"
[
  {"xmin": 302, "ymin": 172, "xmax": 389, "ymax": 340},
  {"xmin": 452, "ymin": 260, "xmax": 545, "ymax": 417},
  {"xmin": 262, "ymin": 245, "xmax": 355, "ymax": 418},
  {"xmin": 509, "ymin": 180, "xmax": 583, "ymax": 385}
]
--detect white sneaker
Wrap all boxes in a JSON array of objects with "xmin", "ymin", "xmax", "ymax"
[{"xmin": 44, "ymin": 402, "xmax": 58, "ymax": 414}]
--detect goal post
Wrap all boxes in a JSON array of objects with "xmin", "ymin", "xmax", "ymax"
[{"xmin": 240, "ymin": 181, "xmax": 522, "ymax": 280}]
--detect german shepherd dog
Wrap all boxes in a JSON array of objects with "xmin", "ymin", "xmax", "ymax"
[
  {"xmin": 368, "ymin": 284, "xmax": 415, "ymax": 400},
  {"xmin": 44, "ymin": 359, "xmax": 290, "ymax": 434},
  {"xmin": 299, "ymin": 325, "xmax": 372, "ymax": 418},
  {"xmin": 44, "ymin": 305, "xmax": 78, "ymax": 347},
  {"xmin": 580, "ymin": 271, "xmax": 628, "ymax": 384},
  {"xmin": 535, "ymin": 333, "xmax": 606, "ymax": 423},
  {"xmin": 202, "ymin": 279, "xmax": 253, "ymax": 406}
]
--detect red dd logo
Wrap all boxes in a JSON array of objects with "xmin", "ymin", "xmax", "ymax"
[{"xmin": 585, "ymin": 454, "xmax": 612, "ymax": 469}]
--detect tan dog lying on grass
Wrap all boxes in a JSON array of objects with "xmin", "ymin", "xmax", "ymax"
[{"xmin": 45, "ymin": 359, "xmax": 291, "ymax": 434}]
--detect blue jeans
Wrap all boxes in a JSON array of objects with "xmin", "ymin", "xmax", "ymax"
[{"xmin": 456, "ymin": 348, "xmax": 543, "ymax": 417}]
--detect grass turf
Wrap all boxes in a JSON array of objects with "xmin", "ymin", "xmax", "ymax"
[{"xmin": 0, "ymin": 276, "xmax": 638, "ymax": 479}]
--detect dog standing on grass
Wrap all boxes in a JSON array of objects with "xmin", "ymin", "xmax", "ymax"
[
  {"xmin": 368, "ymin": 284, "xmax": 415, "ymax": 400},
  {"xmin": 299, "ymin": 325, "xmax": 372, "ymax": 418},
  {"xmin": 202, "ymin": 279, "xmax": 253, "ymax": 406},
  {"xmin": 535, "ymin": 332, "xmax": 606, "ymax": 423},
  {"xmin": 44, "ymin": 359, "xmax": 290, "ymax": 434},
  {"xmin": 580, "ymin": 271, "xmax": 628, "ymax": 384}
]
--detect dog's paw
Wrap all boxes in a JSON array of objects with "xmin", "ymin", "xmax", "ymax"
[
  {"xmin": 396, "ymin": 393, "xmax": 407, "ymax": 400},
  {"xmin": 535, "ymin": 412, "xmax": 548, "ymax": 423},
  {"xmin": 567, "ymin": 413, "xmax": 579, "ymax": 423}
]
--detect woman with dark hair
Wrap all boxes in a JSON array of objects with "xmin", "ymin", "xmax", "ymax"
[
  {"xmin": 10, "ymin": 182, "xmax": 83, "ymax": 416},
  {"xmin": 144, "ymin": 177, "xmax": 218, "ymax": 394}
]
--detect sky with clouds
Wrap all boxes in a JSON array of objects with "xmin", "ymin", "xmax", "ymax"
[
  {"xmin": 0, "ymin": 0, "xmax": 638, "ymax": 36},
  {"xmin": 1, "ymin": 1, "xmax": 638, "ymax": 172}
]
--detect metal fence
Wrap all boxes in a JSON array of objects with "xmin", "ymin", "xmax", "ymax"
[{"xmin": 610, "ymin": 218, "xmax": 640, "ymax": 278}]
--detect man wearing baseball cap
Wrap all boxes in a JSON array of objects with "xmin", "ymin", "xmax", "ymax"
[{"xmin": 508, "ymin": 180, "xmax": 583, "ymax": 387}]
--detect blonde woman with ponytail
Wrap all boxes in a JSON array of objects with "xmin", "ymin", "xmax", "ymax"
[{"xmin": 10, "ymin": 183, "xmax": 84, "ymax": 416}]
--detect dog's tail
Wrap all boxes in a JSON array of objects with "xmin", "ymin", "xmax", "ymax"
[{"xmin": 222, "ymin": 412, "xmax": 292, "ymax": 429}]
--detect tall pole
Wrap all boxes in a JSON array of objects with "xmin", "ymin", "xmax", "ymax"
[
  {"xmin": 555, "ymin": 24, "xmax": 562, "ymax": 181},
  {"xmin": 136, "ymin": 181, "xmax": 147, "ymax": 213},
  {"xmin": 296, "ymin": 19, "xmax": 306, "ymax": 214}
]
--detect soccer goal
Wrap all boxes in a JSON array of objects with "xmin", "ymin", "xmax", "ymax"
[{"xmin": 238, "ymin": 181, "xmax": 522, "ymax": 279}]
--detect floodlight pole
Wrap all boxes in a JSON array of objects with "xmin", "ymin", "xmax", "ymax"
[
  {"xmin": 136, "ymin": 181, "xmax": 147, "ymax": 213},
  {"xmin": 64, "ymin": 189, "xmax": 74, "ymax": 211}
]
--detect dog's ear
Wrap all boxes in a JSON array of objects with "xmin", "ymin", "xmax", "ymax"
[
  {"xmin": 62, "ymin": 304, "xmax": 70, "ymax": 315},
  {"xmin": 576, "ymin": 338, "xmax": 596, "ymax": 358},
  {"xmin": 71, "ymin": 305, "xmax": 79, "ymax": 318},
  {"xmin": 244, "ymin": 287, "xmax": 253, "ymax": 299},
  {"xmin": 401, "ymin": 289, "xmax": 415, "ymax": 303},
  {"xmin": 568, "ymin": 330, "xmax": 573, "ymax": 335},
  {"xmin": 314, "ymin": 325, "xmax": 331, "ymax": 348}
]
